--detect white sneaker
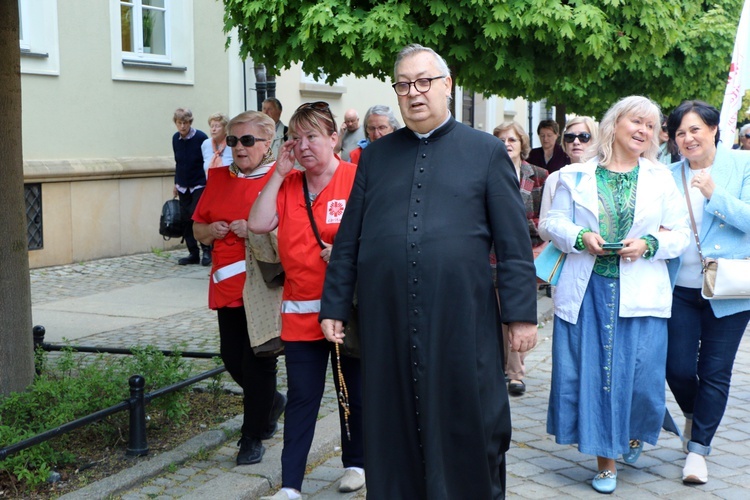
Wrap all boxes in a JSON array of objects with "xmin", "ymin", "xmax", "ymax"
[
  {"xmin": 683, "ymin": 452, "xmax": 708, "ymax": 484},
  {"xmin": 683, "ymin": 418, "xmax": 693, "ymax": 454},
  {"xmin": 338, "ymin": 469, "xmax": 366, "ymax": 492},
  {"xmin": 260, "ymin": 488, "xmax": 300, "ymax": 500}
]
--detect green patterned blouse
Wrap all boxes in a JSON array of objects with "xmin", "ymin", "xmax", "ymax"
[
  {"xmin": 573, "ymin": 166, "xmax": 659, "ymax": 277},
  {"xmin": 594, "ymin": 165, "xmax": 638, "ymax": 277}
]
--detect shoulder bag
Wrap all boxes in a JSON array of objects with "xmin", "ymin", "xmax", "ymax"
[
  {"xmin": 303, "ymin": 176, "xmax": 360, "ymax": 358},
  {"xmin": 534, "ymin": 172, "xmax": 581, "ymax": 285},
  {"xmin": 681, "ymin": 165, "xmax": 750, "ymax": 299}
]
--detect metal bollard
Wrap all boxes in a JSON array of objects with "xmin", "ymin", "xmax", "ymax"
[
  {"xmin": 33, "ymin": 325, "xmax": 46, "ymax": 375},
  {"xmin": 126, "ymin": 375, "xmax": 149, "ymax": 456}
]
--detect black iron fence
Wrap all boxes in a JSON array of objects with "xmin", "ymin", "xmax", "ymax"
[{"xmin": 0, "ymin": 326, "xmax": 226, "ymax": 462}]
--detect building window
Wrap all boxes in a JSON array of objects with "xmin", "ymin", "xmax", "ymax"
[
  {"xmin": 18, "ymin": 0, "xmax": 60, "ymax": 75},
  {"xmin": 18, "ymin": 0, "xmax": 30, "ymax": 51},
  {"xmin": 25, "ymin": 184, "xmax": 43, "ymax": 251},
  {"xmin": 120, "ymin": 0, "xmax": 169, "ymax": 61}
]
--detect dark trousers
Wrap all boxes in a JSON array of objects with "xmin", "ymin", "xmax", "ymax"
[
  {"xmin": 178, "ymin": 187, "xmax": 209, "ymax": 255},
  {"xmin": 281, "ymin": 340, "xmax": 364, "ymax": 491},
  {"xmin": 217, "ymin": 307, "xmax": 279, "ymax": 438},
  {"xmin": 666, "ymin": 286, "xmax": 750, "ymax": 454}
]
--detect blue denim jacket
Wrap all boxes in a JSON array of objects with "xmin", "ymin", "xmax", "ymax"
[{"xmin": 667, "ymin": 146, "xmax": 750, "ymax": 317}]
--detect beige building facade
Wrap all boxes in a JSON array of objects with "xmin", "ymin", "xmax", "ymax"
[{"xmin": 21, "ymin": 0, "xmax": 536, "ymax": 269}]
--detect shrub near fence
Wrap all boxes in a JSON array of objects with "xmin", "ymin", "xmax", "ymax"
[{"xmin": 0, "ymin": 345, "xmax": 195, "ymax": 488}]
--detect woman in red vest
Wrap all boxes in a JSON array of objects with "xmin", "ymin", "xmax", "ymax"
[{"xmin": 193, "ymin": 111, "xmax": 285, "ymax": 466}]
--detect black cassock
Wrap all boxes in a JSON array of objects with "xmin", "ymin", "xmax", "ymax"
[{"xmin": 321, "ymin": 117, "xmax": 537, "ymax": 499}]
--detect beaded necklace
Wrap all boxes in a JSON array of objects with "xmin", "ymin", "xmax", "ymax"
[{"xmin": 335, "ymin": 344, "xmax": 351, "ymax": 440}]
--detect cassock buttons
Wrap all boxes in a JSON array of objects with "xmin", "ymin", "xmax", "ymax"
[
  {"xmin": 413, "ymin": 278, "xmax": 418, "ymax": 283},
  {"xmin": 417, "ymin": 183, "xmax": 422, "ymax": 188},
  {"xmin": 413, "ymin": 226, "xmax": 418, "ymax": 231},
  {"xmin": 424, "ymin": 140, "xmax": 429, "ymax": 145},
  {"xmin": 411, "ymin": 243, "xmax": 416, "ymax": 248},
  {"xmin": 412, "ymin": 261, "xmax": 417, "ymax": 266},
  {"xmin": 413, "ymin": 309, "xmax": 418, "ymax": 315},
  {"xmin": 421, "ymin": 154, "xmax": 426, "ymax": 159},
  {"xmin": 416, "ymin": 198, "xmax": 421, "ymax": 203},
  {"xmin": 413, "ymin": 212, "xmax": 418, "ymax": 216}
]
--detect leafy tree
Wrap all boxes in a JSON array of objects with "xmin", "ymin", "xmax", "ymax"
[
  {"xmin": 0, "ymin": 0, "xmax": 34, "ymax": 395},
  {"xmin": 223, "ymin": 0, "xmax": 742, "ymax": 117}
]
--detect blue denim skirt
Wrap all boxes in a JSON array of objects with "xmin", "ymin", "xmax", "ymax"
[{"xmin": 547, "ymin": 272, "xmax": 667, "ymax": 458}]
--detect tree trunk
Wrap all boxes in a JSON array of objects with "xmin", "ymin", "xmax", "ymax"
[
  {"xmin": 555, "ymin": 103, "xmax": 567, "ymax": 135},
  {"xmin": 0, "ymin": 2, "xmax": 35, "ymax": 395}
]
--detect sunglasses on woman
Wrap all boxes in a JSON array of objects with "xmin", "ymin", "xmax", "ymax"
[
  {"xmin": 226, "ymin": 135, "xmax": 269, "ymax": 148},
  {"xmin": 296, "ymin": 101, "xmax": 334, "ymax": 121},
  {"xmin": 563, "ymin": 132, "xmax": 592, "ymax": 144}
]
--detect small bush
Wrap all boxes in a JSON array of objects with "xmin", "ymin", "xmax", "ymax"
[{"xmin": 0, "ymin": 345, "xmax": 195, "ymax": 488}]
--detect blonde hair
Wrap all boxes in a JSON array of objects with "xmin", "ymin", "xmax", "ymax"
[
  {"xmin": 207, "ymin": 113, "xmax": 229, "ymax": 127},
  {"xmin": 493, "ymin": 121, "xmax": 531, "ymax": 160},
  {"xmin": 227, "ymin": 111, "xmax": 275, "ymax": 140},
  {"xmin": 563, "ymin": 116, "xmax": 599, "ymax": 162},
  {"xmin": 594, "ymin": 96, "xmax": 661, "ymax": 165}
]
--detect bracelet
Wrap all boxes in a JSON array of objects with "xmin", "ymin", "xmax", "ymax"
[
  {"xmin": 575, "ymin": 229, "xmax": 592, "ymax": 251},
  {"xmin": 640, "ymin": 235, "xmax": 659, "ymax": 258}
]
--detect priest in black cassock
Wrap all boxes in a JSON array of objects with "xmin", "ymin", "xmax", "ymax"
[{"xmin": 320, "ymin": 44, "xmax": 538, "ymax": 499}]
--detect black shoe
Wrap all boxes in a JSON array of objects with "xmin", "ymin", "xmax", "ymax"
[
  {"xmin": 260, "ymin": 392, "xmax": 287, "ymax": 440},
  {"xmin": 236, "ymin": 435, "xmax": 264, "ymax": 465},
  {"xmin": 508, "ymin": 380, "xmax": 526, "ymax": 396},
  {"xmin": 178, "ymin": 253, "xmax": 200, "ymax": 265},
  {"xmin": 201, "ymin": 250, "xmax": 212, "ymax": 267}
]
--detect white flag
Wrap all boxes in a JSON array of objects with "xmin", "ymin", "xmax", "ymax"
[{"xmin": 719, "ymin": 0, "xmax": 750, "ymax": 149}]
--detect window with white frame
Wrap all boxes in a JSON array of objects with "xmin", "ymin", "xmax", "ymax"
[
  {"xmin": 18, "ymin": 0, "xmax": 60, "ymax": 76},
  {"xmin": 18, "ymin": 0, "xmax": 30, "ymax": 51},
  {"xmin": 109, "ymin": 0, "xmax": 196, "ymax": 85},
  {"xmin": 120, "ymin": 0, "xmax": 169, "ymax": 61}
]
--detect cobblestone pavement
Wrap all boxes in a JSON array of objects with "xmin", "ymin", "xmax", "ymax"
[{"xmin": 31, "ymin": 252, "xmax": 750, "ymax": 499}]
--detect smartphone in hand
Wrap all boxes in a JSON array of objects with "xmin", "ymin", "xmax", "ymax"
[{"xmin": 601, "ymin": 242, "xmax": 624, "ymax": 250}]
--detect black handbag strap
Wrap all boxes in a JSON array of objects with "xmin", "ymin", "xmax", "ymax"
[
  {"xmin": 681, "ymin": 164, "xmax": 706, "ymax": 270},
  {"xmin": 302, "ymin": 175, "xmax": 327, "ymax": 250}
]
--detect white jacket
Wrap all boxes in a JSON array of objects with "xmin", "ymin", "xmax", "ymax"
[{"xmin": 546, "ymin": 158, "xmax": 691, "ymax": 323}]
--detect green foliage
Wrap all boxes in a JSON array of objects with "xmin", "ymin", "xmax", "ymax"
[
  {"xmin": 222, "ymin": 0, "xmax": 743, "ymax": 117},
  {"xmin": 0, "ymin": 346, "xmax": 194, "ymax": 488}
]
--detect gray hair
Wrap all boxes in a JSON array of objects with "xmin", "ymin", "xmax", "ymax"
[
  {"xmin": 393, "ymin": 44, "xmax": 451, "ymax": 80},
  {"xmin": 594, "ymin": 96, "xmax": 661, "ymax": 166},
  {"xmin": 363, "ymin": 105, "xmax": 401, "ymax": 141},
  {"xmin": 740, "ymin": 123, "xmax": 750, "ymax": 136}
]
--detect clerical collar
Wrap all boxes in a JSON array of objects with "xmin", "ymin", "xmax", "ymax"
[{"xmin": 412, "ymin": 114, "xmax": 452, "ymax": 139}]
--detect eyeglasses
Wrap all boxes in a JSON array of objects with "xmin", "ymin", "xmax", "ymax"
[
  {"xmin": 391, "ymin": 76, "xmax": 446, "ymax": 96},
  {"xmin": 744, "ymin": 133, "xmax": 750, "ymax": 139},
  {"xmin": 662, "ymin": 125, "xmax": 668, "ymax": 132},
  {"xmin": 563, "ymin": 132, "xmax": 592, "ymax": 144},
  {"xmin": 226, "ymin": 135, "xmax": 268, "ymax": 148},
  {"xmin": 366, "ymin": 125, "xmax": 392, "ymax": 134}
]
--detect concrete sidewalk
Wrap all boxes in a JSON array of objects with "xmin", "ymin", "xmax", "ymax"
[{"xmin": 30, "ymin": 251, "xmax": 750, "ymax": 499}]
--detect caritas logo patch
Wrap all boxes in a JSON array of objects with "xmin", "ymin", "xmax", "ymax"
[{"xmin": 326, "ymin": 199, "xmax": 346, "ymax": 224}]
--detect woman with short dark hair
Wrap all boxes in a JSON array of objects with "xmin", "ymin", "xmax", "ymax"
[{"xmin": 665, "ymin": 100, "xmax": 750, "ymax": 485}]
